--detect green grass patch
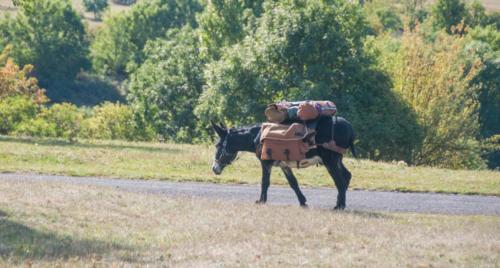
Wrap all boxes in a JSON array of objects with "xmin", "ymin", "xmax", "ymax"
[{"xmin": 0, "ymin": 136, "xmax": 499, "ymax": 195}]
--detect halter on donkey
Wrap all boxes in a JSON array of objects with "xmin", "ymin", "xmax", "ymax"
[{"xmin": 211, "ymin": 115, "xmax": 356, "ymax": 209}]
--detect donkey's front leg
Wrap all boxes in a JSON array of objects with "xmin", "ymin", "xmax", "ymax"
[
  {"xmin": 256, "ymin": 160, "xmax": 273, "ymax": 204},
  {"xmin": 281, "ymin": 166, "xmax": 307, "ymax": 207}
]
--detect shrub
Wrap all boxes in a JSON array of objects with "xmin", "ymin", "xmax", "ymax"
[
  {"xmin": 40, "ymin": 103, "xmax": 83, "ymax": 141},
  {"xmin": 15, "ymin": 117, "xmax": 57, "ymax": 138},
  {"xmin": 16, "ymin": 103, "xmax": 83, "ymax": 141},
  {"xmin": 80, "ymin": 102, "xmax": 145, "ymax": 141},
  {"xmin": 0, "ymin": 46, "xmax": 47, "ymax": 104},
  {"xmin": 0, "ymin": 96, "xmax": 39, "ymax": 134}
]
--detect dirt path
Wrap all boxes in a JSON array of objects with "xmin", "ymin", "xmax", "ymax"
[{"xmin": 2, "ymin": 173, "xmax": 500, "ymax": 216}]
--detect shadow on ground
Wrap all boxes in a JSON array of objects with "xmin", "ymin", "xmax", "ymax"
[
  {"xmin": 315, "ymin": 207, "xmax": 393, "ymax": 219},
  {"xmin": 346, "ymin": 210, "xmax": 394, "ymax": 219},
  {"xmin": 0, "ymin": 209, "xmax": 129, "ymax": 262},
  {"xmin": 0, "ymin": 136, "xmax": 181, "ymax": 154}
]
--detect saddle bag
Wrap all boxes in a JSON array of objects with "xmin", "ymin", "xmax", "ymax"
[{"xmin": 260, "ymin": 123, "xmax": 311, "ymax": 161}]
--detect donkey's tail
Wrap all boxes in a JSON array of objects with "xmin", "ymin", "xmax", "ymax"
[{"xmin": 349, "ymin": 136, "xmax": 357, "ymax": 158}]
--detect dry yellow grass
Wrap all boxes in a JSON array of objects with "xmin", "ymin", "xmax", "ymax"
[{"xmin": 0, "ymin": 178, "xmax": 499, "ymax": 267}]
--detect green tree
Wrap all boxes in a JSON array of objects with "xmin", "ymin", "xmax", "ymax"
[
  {"xmin": 197, "ymin": 0, "xmax": 370, "ymax": 125},
  {"xmin": 376, "ymin": 8, "xmax": 403, "ymax": 32},
  {"xmin": 484, "ymin": 11, "xmax": 500, "ymax": 30},
  {"xmin": 469, "ymin": 25, "xmax": 500, "ymax": 51},
  {"xmin": 431, "ymin": 0, "xmax": 467, "ymax": 33},
  {"xmin": 11, "ymin": 0, "xmax": 33, "ymax": 10},
  {"xmin": 404, "ymin": 0, "xmax": 426, "ymax": 28},
  {"xmin": 83, "ymin": 0, "xmax": 109, "ymax": 20},
  {"xmin": 477, "ymin": 57, "xmax": 500, "ymax": 169},
  {"xmin": 197, "ymin": 0, "xmax": 264, "ymax": 60},
  {"xmin": 90, "ymin": 13, "xmax": 136, "ymax": 78},
  {"xmin": 0, "ymin": 0, "xmax": 89, "ymax": 95},
  {"xmin": 467, "ymin": 0, "xmax": 487, "ymax": 28},
  {"xmin": 112, "ymin": 0, "xmax": 136, "ymax": 4},
  {"xmin": 386, "ymin": 30, "xmax": 484, "ymax": 168},
  {"xmin": 467, "ymin": 26, "xmax": 500, "ymax": 168},
  {"xmin": 91, "ymin": 0, "xmax": 202, "ymax": 77},
  {"xmin": 196, "ymin": 0, "xmax": 421, "ymax": 162},
  {"xmin": 128, "ymin": 27, "xmax": 205, "ymax": 142}
]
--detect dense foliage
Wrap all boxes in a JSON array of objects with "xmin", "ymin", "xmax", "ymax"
[
  {"xmin": 375, "ymin": 31, "xmax": 484, "ymax": 168},
  {"xmin": 83, "ymin": 0, "xmax": 109, "ymax": 19},
  {"xmin": 0, "ymin": 0, "xmax": 89, "ymax": 93},
  {"xmin": 91, "ymin": 0, "xmax": 202, "ymax": 77},
  {"xmin": 128, "ymin": 27, "xmax": 205, "ymax": 142},
  {"xmin": 0, "ymin": 47, "xmax": 146, "ymax": 141},
  {"xmin": 0, "ymin": 0, "xmax": 498, "ymax": 169},
  {"xmin": 432, "ymin": 0, "xmax": 467, "ymax": 33},
  {"xmin": 0, "ymin": 46, "xmax": 46, "ymax": 104}
]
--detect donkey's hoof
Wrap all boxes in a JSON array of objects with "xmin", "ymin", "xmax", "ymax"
[
  {"xmin": 255, "ymin": 200, "xmax": 266, "ymax": 205},
  {"xmin": 333, "ymin": 205, "xmax": 345, "ymax": 210},
  {"xmin": 300, "ymin": 203, "xmax": 308, "ymax": 208}
]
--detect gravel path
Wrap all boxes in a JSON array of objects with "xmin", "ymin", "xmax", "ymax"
[{"xmin": 2, "ymin": 173, "xmax": 500, "ymax": 216}]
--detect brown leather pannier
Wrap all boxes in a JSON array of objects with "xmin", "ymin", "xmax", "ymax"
[{"xmin": 260, "ymin": 123, "xmax": 310, "ymax": 161}]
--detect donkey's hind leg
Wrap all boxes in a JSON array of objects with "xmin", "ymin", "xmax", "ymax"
[
  {"xmin": 324, "ymin": 154, "xmax": 349, "ymax": 210},
  {"xmin": 342, "ymin": 162, "xmax": 352, "ymax": 188},
  {"xmin": 281, "ymin": 166, "xmax": 307, "ymax": 207}
]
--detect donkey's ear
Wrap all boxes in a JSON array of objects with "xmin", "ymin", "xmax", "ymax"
[
  {"xmin": 219, "ymin": 122, "xmax": 227, "ymax": 130},
  {"xmin": 211, "ymin": 120, "xmax": 225, "ymax": 137},
  {"xmin": 211, "ymin": 120, "xmax": 218, "ymax": 130}
]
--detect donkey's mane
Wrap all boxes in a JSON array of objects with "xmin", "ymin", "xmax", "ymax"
[{"xmin": 228, "ymin": 124, "xmax": 262, "ymax": 134}]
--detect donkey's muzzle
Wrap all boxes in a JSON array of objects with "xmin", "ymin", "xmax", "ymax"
[{"xmin": 212, "ymin": 162, "xmax": 222, "ymax": 175}]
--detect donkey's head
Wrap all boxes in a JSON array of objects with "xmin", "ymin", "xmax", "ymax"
[{"xmin": 211, "ymin": 121, "xmax": 238, "ymax": 175}]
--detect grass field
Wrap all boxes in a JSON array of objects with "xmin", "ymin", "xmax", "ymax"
[
  {"xmin": 1, "ymin": 136, "xmax": 499, "ymax": 196},
  {"xmin": 1, "ymin": 178, "xmax": 499, "ymax": 267}
]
